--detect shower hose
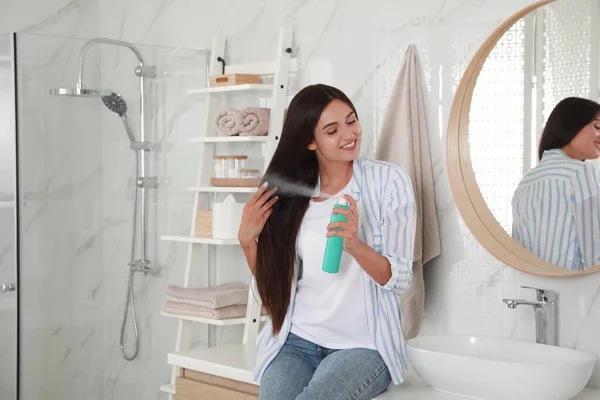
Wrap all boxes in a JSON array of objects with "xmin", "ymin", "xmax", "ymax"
[{"xmin": 120, "ymin": 150, "xmax": 141, "ymax": 361}]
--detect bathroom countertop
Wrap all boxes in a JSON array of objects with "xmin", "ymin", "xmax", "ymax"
[{"xmin": 375, "ymin": 371, "xmax": 600, "ymax": 399}]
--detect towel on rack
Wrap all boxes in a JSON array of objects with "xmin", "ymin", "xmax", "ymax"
[
  {"xmin": 214, "ymin": 109, "xmax": 242, "ymax": 136},
  {"xmin": 375, "ymin": 45, "xmax": 441, "ymax": 340},
  {"xmin": 165, "ymin": 282, "xmax": 248, "ymax": 310},
  {"xmin": 239, "ymin": 107, "xmax": 270, "ymax": 136},
  {"xmin": 163, "ymin": 302, "xmax": 248, "ymax": 320}
]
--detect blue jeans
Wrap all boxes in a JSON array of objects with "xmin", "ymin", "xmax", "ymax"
[{"xmin": 259, "ymin": 332, "xmax": 391, "ymax": 400}]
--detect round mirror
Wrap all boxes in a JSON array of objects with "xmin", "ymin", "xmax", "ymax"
[{"xmin": 448, "ymin": 0, "xmax": 600, "ymax": 276}]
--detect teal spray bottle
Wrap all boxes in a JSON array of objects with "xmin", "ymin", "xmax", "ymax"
[{"xmin": 322, "ymin": 197, "xmax": 351, "ymax": 274}]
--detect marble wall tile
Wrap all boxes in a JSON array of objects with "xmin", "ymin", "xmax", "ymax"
[{"xmin": 0, "ymin": 0, "xmax": 99, "ymax": 39}]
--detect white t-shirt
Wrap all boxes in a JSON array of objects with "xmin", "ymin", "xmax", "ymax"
[{"xmin": 290, "ymin": 181, "xmax": 374, "ymax": 350}]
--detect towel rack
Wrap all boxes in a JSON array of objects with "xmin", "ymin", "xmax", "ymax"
[{"xmin": 159, "ymin": 26, "xmax": 299, "ymax": 399}]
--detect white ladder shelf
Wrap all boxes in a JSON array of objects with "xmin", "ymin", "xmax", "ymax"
[{"xmin": 160, "ymin": 26, "xmax": 297, "ymax": 398}]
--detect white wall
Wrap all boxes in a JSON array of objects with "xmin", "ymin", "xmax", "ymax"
[
  {"xmin": 2, "ymin": 0, "xmax": 600, "ymax": 398},
  {"xmin": 0, "ymin": 0, "xmax": 99, "ymax": 39}
]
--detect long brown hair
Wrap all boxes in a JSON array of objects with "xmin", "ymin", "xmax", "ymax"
[{"xmin": 256, "ymin": 84, "xmax": 358, "ymax": 334}]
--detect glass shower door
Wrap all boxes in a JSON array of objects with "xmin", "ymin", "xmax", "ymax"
[{"xmin": 0, "ymin": 32, "xmax": 18, "ymax": 400}]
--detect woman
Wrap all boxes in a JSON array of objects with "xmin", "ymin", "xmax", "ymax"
[
  {"xmin": 512, "ymin": 97, "xmax": 600, "ymax": 270},
  {"xmin": 238, "ymin": 84, "xmax": 416, "ymax": 400}
]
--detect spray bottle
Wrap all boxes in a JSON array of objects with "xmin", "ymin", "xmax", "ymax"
[{"xmin": 322, "ymin": 197, "xmax": 350, "ymax": 274}]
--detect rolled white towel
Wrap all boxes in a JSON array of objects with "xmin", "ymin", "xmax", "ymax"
[
  {"xmin": 214, "ymin": 109, "xmax": 242, "ymax": 136},
  {"xmin": 239, "ymin": 107, "xmax": 270, "ymax": 136}
]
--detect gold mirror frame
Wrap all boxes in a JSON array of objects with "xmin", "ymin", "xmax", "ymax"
[{"xmin": 447, "ymin": 0, "xmax": 600, "ymax": 277}]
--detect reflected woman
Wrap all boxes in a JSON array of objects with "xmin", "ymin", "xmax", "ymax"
[{"xmin": 512, "ymin": 97, "xmax": 600, "ymax": 270}]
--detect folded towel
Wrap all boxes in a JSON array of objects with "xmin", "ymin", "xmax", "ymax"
[
  {"xmin": 163, "ymin": 302, "xmax": 248, "ymax": 320},
  {"xmin": 165, "ymin": 282, "xmax": 248, "ymax": 310},
  {"xmin": 239, "ymin": 107, "xmax": 270, "ymax": 136},
  {"xmin": 214, "ymin": 109, "xmax": 242, "ymax": 136}
]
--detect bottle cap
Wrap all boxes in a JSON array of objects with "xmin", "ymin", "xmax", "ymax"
[{"xmin": 336, "ymin": 197, "xmax": 350, "ymax": 206}]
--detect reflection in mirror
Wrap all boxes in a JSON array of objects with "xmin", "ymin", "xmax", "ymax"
[
  {"xmin": 468, "ymin": 0, "xmax": 600, "ymax": 270},
  {"xmin": 512, "ymin": 97, "xmax": 600, "ymax": 270}
]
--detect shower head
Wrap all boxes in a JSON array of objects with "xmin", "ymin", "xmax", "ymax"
[
  {"xmin": 49, "ymin": 88, "xmax": 108, "ymax": 97},
  {"xmin": 101, "ymin": 91, "xmax": 137, "ymax": 144},
  {"xmin": 101, "ymin": 91, "xmax": 128, "ymax": 117}
]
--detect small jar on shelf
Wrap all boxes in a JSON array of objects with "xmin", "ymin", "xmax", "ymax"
[
  {"xmin": 239, "ymin": 169, "xmax": 261, "ymax": 179},
  {"xmin": 213, "ymin": 155, "xmax": 248, "ymax": 179}
]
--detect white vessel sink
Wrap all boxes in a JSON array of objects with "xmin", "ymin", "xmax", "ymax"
[{"xmin": 406, "ymin": 335, "xmax": 595, "ymax": 400}]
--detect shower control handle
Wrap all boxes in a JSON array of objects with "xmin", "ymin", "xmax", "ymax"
[{"xmin": 0, "ymin": 282, "xmax": 15, "ymax": 293}]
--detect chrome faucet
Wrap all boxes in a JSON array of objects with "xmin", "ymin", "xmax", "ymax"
[{"xmin": 502, "ymin": 286, "xmax": 557, "ymax": 346}]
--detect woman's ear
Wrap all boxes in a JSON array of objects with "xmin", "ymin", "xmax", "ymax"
[{"xmin": 307, "ymin": 141, "xmax": 317, "ymax": 151}]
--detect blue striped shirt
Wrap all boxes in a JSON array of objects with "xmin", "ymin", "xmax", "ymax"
[
  {"xmin": 252, "ymin": 157, "xmax": 417, "ymax": 385},
  {"xmin": 511, "ymin": 149, "xmax": 600, "ymax": 270}
]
